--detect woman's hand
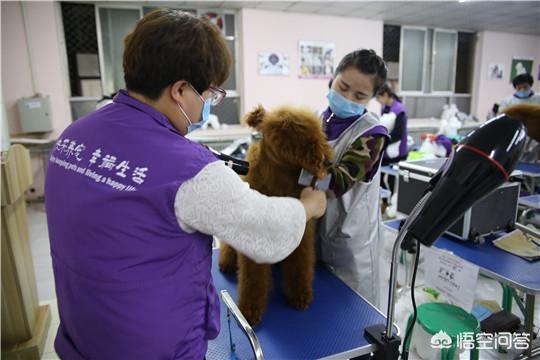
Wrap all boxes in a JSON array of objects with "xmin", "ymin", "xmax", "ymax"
[{"xmin": 300, "ymin": 187, "xmax": 327, "ymax": 220}]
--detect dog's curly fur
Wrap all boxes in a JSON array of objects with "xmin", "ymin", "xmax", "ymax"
[
  {"xmin": 218, "ymin": 105, "xmax": 333, "ymax": 326},
  {"xmin": 502, "ymin": 103, "xmax": 540, "ymax": 142}
]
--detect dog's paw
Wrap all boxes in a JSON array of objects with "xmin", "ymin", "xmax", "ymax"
[
  {"xmin": 287, "ymin": 290, "xmax": 313, "ymax": 310},
  {"xmin": 239, "ymin": 305, "xmax": 264, "ymax": 327},
  {"xmin": 218, "ymin": 259, "xmax": 237, "ymax": 274}
]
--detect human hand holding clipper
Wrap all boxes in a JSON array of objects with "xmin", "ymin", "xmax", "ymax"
[
  {"xmin": 298, "ymin": 169, "xmax": 331, "ymax": 220},
  {"xmin": 298, "ymin": 168, "xmax": 332, "ymax": 191}
]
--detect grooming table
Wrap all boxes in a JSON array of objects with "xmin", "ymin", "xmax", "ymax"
[
  {"xmin": 207, "ymin": 250, "xmax": 399, "ymax": 359},
  {"xmin": 381, "ymin": 165, "xmax": 399, "ymax": 197},
  {"xmin": 516, "ymin": 162, "xmax": 540, "ymax": 194},
  {"xmin": 519, "ymin": 194, "xmax": 540, "ymax": 210},
  {"xmin": 381, "ymin": 165, "xmax": 399, "ymax": 178},
  {"xmin": 385, "ymin": 219, "xmax": 540, "ymax": 358}
]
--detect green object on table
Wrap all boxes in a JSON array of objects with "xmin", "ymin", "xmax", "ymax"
[
  {"xmin": 422, "ymin": 287, "xmax": 441, "ymax": 300},
  {"xmin": 407, "ymin": 151, "xmax": 429, "ymax": 161},
  {"xmin": 403, "ymin": 302, "xmax": 480, "ymax": 360}
]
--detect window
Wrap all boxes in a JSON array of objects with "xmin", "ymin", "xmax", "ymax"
[
  {"xmin": 141, "ymin": 7, "xmax": 240, "ymax": 125},
  {"xmin": 431, "ymin": 30, "xmax": 458, "ymax": 93},
  {"xmin": 96, "ymin": 6, "xmax": 142, "ymax": 96},
  {"xmin": 60, "ymin": 2, "xmax": 101, "ymax": 120},
  {"xmin": 60, "ymin": 3, "xmax": 99, "ymax": 97},
  {"xmin": 399, "ymin": 27, "xmax": 427, "ymax": 93},
  {"xmin": 388, "ymin": 25, "xmax": 473, "ymax": 117},
  {"xmin": 383, "ymin": 24, "xmax": 401, "ymax": 90},
  {"xmin": 455, "ymin": 32, "xmax": 475, "ymax": 94},
  {"xmin": 214, "ymin": 12, "xmax": 240, "ymax": 125},
  {"xmin": 61, "ymin": 3, "xmax": 240, "ymax": 124},
  {"xmin": 383, "ymin": 25, "xmax": 401, "ymax": 63}
]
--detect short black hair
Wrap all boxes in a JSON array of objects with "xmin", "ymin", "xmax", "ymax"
[
  {"xmin": 335, "ymin": 49, "xmax": 387, "ymax": 95},
  {"xmin": 376, "ymin": 83, "xmax": 394, "ymax": 97},
  {"xmin": 512, "ymin": 73, "xmax": 533, "ymax": 88},
  {"xmin": 376, "ymin": 83, "xmax": 401, "ymax": 102},
  {"xmin": 123, "ymin": 9, "xmax": 232, "ymax": 100}
]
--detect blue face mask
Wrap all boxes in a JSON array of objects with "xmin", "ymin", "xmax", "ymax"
[
  {"xmin": 515, "ymin": 89, "xmax": 533, "ymax": 99},
  {"xmin": 327, "ymin": 89, "xmax": 365, "ymax": 118},
  {"xmin": 177, "ymin": 85, "xmax": 213, "ymax": 133},
  {"xmin": 186, "ymin": 99, "xmax": 211, "ymax": 133}
]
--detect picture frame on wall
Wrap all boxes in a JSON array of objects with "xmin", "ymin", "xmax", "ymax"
[
  {"xmin": 258, "ymin": 52, "xmax": 289, "ymax": 76},
  {"xmin": 487, "ymin": 63, "xmax": 504, "ymax": 80},
  {"xmin": 510, "ymin": 57, "xmax": 534, "ymax": 82},
  {"xmin": 298, "ymin": 41, "xmax": 335, "ymax": 79}
]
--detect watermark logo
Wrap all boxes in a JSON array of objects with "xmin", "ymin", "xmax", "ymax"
[
  {"xmin": 430, "ymin": 331, "xmax": 530, "ymax": 350},
  {"xmin": 430, "ymin": 330, "xmax": 452, "ymax": 349}
]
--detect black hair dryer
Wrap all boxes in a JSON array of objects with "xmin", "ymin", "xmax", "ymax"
[
  {"xmin": 366, "ymin": 113, "xmax": 527, "ymax": 360},
  {"xmin": 406, "ymin": 113, "xmax": 527, "ymax": 247}
]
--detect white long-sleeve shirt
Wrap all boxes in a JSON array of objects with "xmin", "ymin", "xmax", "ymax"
[{"xmin": 174, "ymin": 161, "xmax": 306, "ymax": 263}]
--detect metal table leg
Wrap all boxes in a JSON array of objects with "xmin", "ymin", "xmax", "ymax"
[{"xmin": 516, "ymin": 294, "xmax": 537, "ymax": 359}]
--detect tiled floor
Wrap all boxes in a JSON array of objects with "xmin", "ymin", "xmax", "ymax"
[
  {"xmin": 27, "ymin": 203, "xmax": 56, "ymax": 302},
  {"xmin": 25, "ymin": 204, "xmax": 538, "ymax": 359},
  {"xmin": 26, "ymin": 203, "xmax": 59, "ymax": 359}
]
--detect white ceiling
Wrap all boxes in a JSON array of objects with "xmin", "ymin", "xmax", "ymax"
[{"xmin": 177, "ymin": 1, "xmax": 540, "ymax": 35}]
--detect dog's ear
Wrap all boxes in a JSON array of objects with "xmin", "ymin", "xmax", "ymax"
[
  {"xmin": 243, "ymin": 105, "xmax": 266, "ymax": 130},
  {"xmin": 503, "ymin": 103, "xmax": 540, "ymax": 141},
  {"xmin": 263, "ymin": 107, "xmax": 334, "ymax": 179}
]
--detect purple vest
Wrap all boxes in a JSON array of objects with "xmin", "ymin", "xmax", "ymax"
[
  {"xmin": 45, "ymin": 90, "xmax": 219, "ymax": 359},
  {"xmin": 322, "ymin": 107, "xmax": 388, "ymax": 140},
  {"xmin": 383, "ymin": 99, "xmax": 408, "ymax": 158},
  {"xmin": 322, "ymin": 108, "xmax": 388, "ymax": 181}
]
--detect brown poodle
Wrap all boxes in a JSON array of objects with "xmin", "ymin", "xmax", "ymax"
[
  {"xmin": 503, "ymin": 103, "xmax": 540, "ymax": 141},
  {"xmin": 218, "ymin": 105, "xmax": 333, "ymax": 326}
]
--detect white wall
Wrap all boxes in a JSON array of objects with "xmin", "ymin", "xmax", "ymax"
[
  {"xmin": 239, "ymin": 8, "xmax": 383, "ymax": 118},
  {"xmin": 2, "ymin": 1, "xmax": 71, "ymax": 198},
  {"xmin": 1, "ymin": 88, "xmax": 10, "ymax": 152},
  {"xmin": 3, "ymin": 4, "xmax": 539, "ymax": 133},
  {"xmin": 471, "ymin": 31, "xmax": 540, "ymax": 120},
  {"xmin": 1, "ymin": 1, "xmax": 71, "ymax": 139}
]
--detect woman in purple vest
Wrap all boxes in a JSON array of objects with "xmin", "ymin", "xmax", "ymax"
[
  {"xmin": 45, "ymin": 9, "xmax": 326, "ymax": 360},
  {"xmin": 376, "ymin": 83, "xmax": 409, "ymax": 165}
]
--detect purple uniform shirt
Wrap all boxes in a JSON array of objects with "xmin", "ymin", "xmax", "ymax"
[
  {"xmin": 382, "ymin": 99, "xmax": 408, "ymax": 159},
  {"xmin": 45, "ymin": 90, "xmax": 219, "ymax": 359}
]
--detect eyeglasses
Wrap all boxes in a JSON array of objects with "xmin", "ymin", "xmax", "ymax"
[
  {"xmin": 207, "ymin": 86, "xmax": 227, "ymax": 106},
  {"xmin": 189, "ymin": 83, "xmax": 227, "ymax": 106}
]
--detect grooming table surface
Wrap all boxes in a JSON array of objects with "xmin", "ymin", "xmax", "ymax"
[
  {"xmin": 207, "ymin": 250, "xmax": 398, "ymax": 359},
  {"xmin": 385, "ymin": 220, "xmax": 540, "ymax": 294},
  {"xmin": 519, "ymin": 194, "xmax": 540, "ymax": 209},
  {"xmin": 516, "ymin": 162, "xmax": 540, "ymax": 177},
  {"xmin": 381, "ymin": 165, "xmax": 399, "ymax": 177}
]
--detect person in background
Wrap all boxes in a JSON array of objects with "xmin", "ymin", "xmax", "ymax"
[
  {"xmin": 500, "ymin": 73, "xmax": 540, "ymax": 110},
  {"xmin": 45, "ymin": 9, "xmax": 326, "ymax": 360},
  {"xmin": 500, "ymin": 73, "xmax": 540, "ymax": 163},
  {"xmin": 318, "ymin": 49, "xmax": 389, "ymax": 307},
  {"xmin": 376, "ymin": 83, "xmax": 409, "ymax": 165}
]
